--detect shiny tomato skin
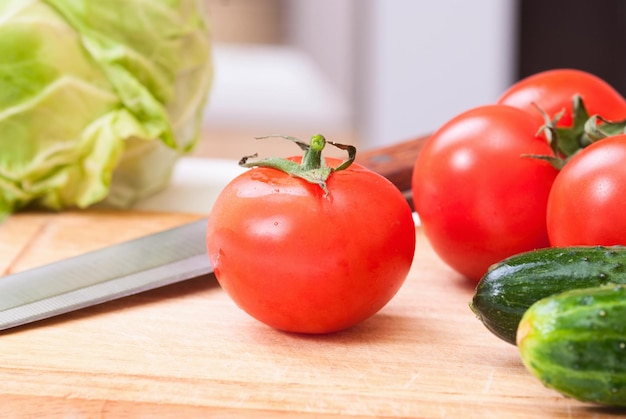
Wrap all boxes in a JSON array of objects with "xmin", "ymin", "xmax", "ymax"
[
  {"xmin": 412, "ymin": 105, "xmax": 558, "ymax": 281},
  {"xmin": 206, "ymin": 157, "xmax": 416, "ymax": 334},
  {"xmin": 547, "ymin": 135, "xmax": 626, "ymax": 246},
  {"xmin": 498, "ymin": 68, "xmax": 626, "ymax": 127}
]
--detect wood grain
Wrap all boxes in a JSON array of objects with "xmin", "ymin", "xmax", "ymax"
[{"xmin": 0, "ymin": 210, "xmax": 620, "ymax": 417}]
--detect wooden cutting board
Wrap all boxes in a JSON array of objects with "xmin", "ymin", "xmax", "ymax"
[{"xmin": 0, "ymin": 210, "xmax": 615, "ymax": 417}]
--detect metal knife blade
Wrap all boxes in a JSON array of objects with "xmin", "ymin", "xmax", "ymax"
[{"xmin": 0, "ymin": 218, "xmax": 211, "ymax": 331}]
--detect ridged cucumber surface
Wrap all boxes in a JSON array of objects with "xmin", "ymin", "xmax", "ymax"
[
  {"xmin": 517, "ymin": 284, "xmax": 626, "ymax": 406},
  {"xmin": 470, "ymin": 246, "xmax": 626, "ymax": 345}
]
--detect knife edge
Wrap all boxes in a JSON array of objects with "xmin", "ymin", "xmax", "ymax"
[
  {"xmin": 0, "ymin": 218, "xmax": 212, "ymax": 331},
  {"xmin": 0, "ymin": 253, "xmax": 212, "ymax": 331}
]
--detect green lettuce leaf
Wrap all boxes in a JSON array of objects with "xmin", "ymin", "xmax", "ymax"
[{"xmin": 0, "ymin": 0, "xmax": 212, "ymax": 220}]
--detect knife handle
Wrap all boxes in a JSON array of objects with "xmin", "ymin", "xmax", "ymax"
[{"xmin": 356, "ymin": 135, "xmax": 429, "ymax": 194}]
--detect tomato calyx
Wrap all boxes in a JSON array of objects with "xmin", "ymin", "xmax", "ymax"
[
  {"xmin": 238, "ymin": 134, "xmax": 356, "ymax": 195},
  {"xmin": 526, "ymin": 95, "xmax": 626, "ymax": 170},
  {"xmin": 525, "ymin": 95, "xmax": 593, "ymax": 169},
  {"xmin": 583, "ymin": 114, "xmax": 626, "ymax": 142}
]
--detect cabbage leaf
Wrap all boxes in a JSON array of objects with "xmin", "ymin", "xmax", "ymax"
[{"xmin": 0, "ymin": 0, "xmax": 212, "ymax": 219}]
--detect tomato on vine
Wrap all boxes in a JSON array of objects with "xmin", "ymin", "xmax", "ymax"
[
  {"xmin": 412, "ymin": 105, "xmax": 558, "ymax": 281},
  {"xmin": 206, "ymin": 135, "xmax": 416, "ymax": 334},
  {"xmin": 547, "ymin": 134, "xmax": 626, "ymax": 247},
  {"xmin": 498, "ymin": 68, "xmax": 626, "ymax": 129},
  {"xmin": 412, "ymin": 69, "xmax": 626, "ymax": 281}
]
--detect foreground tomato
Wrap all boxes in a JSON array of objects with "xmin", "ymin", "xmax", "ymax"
[
  {"xmin": 206, "ymin": 135, "xmax": 416, "ymax": 334},
  {"xmin": 498, "ymin": 68, "xmax": 626, "ymax": 128},
  {"xmin": 547, "ymin": 134, "xmax": 626, "ymax": 246},
  {"xmin": 412, "ymin": 105, "xmax": 558, "ymax": 281}
]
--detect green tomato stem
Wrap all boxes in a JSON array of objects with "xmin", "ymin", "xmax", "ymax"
[
  {"xmin": 301, "ymin": 134, "xmax": 326, "ymax": 170},
  {"xmin": 530, "ymin": 95, "xmax": 626, "ymax": 170},
  {"xmin": 238, "ymin": 134, "xmax": 356, "ymax": 195}
]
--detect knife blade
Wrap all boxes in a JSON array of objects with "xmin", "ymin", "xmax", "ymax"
[
  {"xmin": 0, "ymin": 135, "xmax": 427, "ymax": 331},
  {"xmin": 0, "ymin": 219, "xmax": 211, "ymax": 331}
]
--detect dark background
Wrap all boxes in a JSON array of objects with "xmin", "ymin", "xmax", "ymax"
[{"xmin": 517, "ymin": 0, "xmax": 626, "ymax": 94}]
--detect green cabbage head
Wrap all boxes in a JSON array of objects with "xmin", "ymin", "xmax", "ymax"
[{"xmin": 0, "ymin": 0, "xmax": 212, "ymax": 220}]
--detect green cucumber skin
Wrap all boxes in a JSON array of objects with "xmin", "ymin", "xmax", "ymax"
[
  {"xmin": 518, "ymin": 285, "xmax": 626, "ymax": 407},
  {"xmin": 470, "ymin": 246, "xmax": 626, "ymax": 345}
]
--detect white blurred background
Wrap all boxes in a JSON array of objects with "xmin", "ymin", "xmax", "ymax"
[
  {"xmin": 197, "ymin": 0, "xmax": 516, "ymax": 158},
  {"xmin": 196, "ymin": 0, "xmax": 626, "ymax": 159}
]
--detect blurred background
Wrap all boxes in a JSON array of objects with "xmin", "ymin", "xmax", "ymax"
[{"xmin": 196, "ymin": 0, "xmax": 626, "ymax": 159}]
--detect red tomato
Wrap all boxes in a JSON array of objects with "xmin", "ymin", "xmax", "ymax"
[
  {"xmin": 206, "ymin": 157, "xmax": 416, "ymax": 334},
  {"xmin": 498, "ymin": 68, "xmax": 626, "ymax": 128},
  {"xmin": 412, "ymin": 105, "xmax": 558, "ymax": 281},
  {"xmin": 547, "ymin": 134, "xmax": 626, "ymax": 246}
]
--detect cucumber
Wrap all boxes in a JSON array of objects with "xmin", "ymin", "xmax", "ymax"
[
  {"xmin": 470, "ymin": 246, "xmax": 626, "ymax": 345},
  {"xmin": 517, "ymin": 284, "xmax": 626, "ymax": 406}
]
